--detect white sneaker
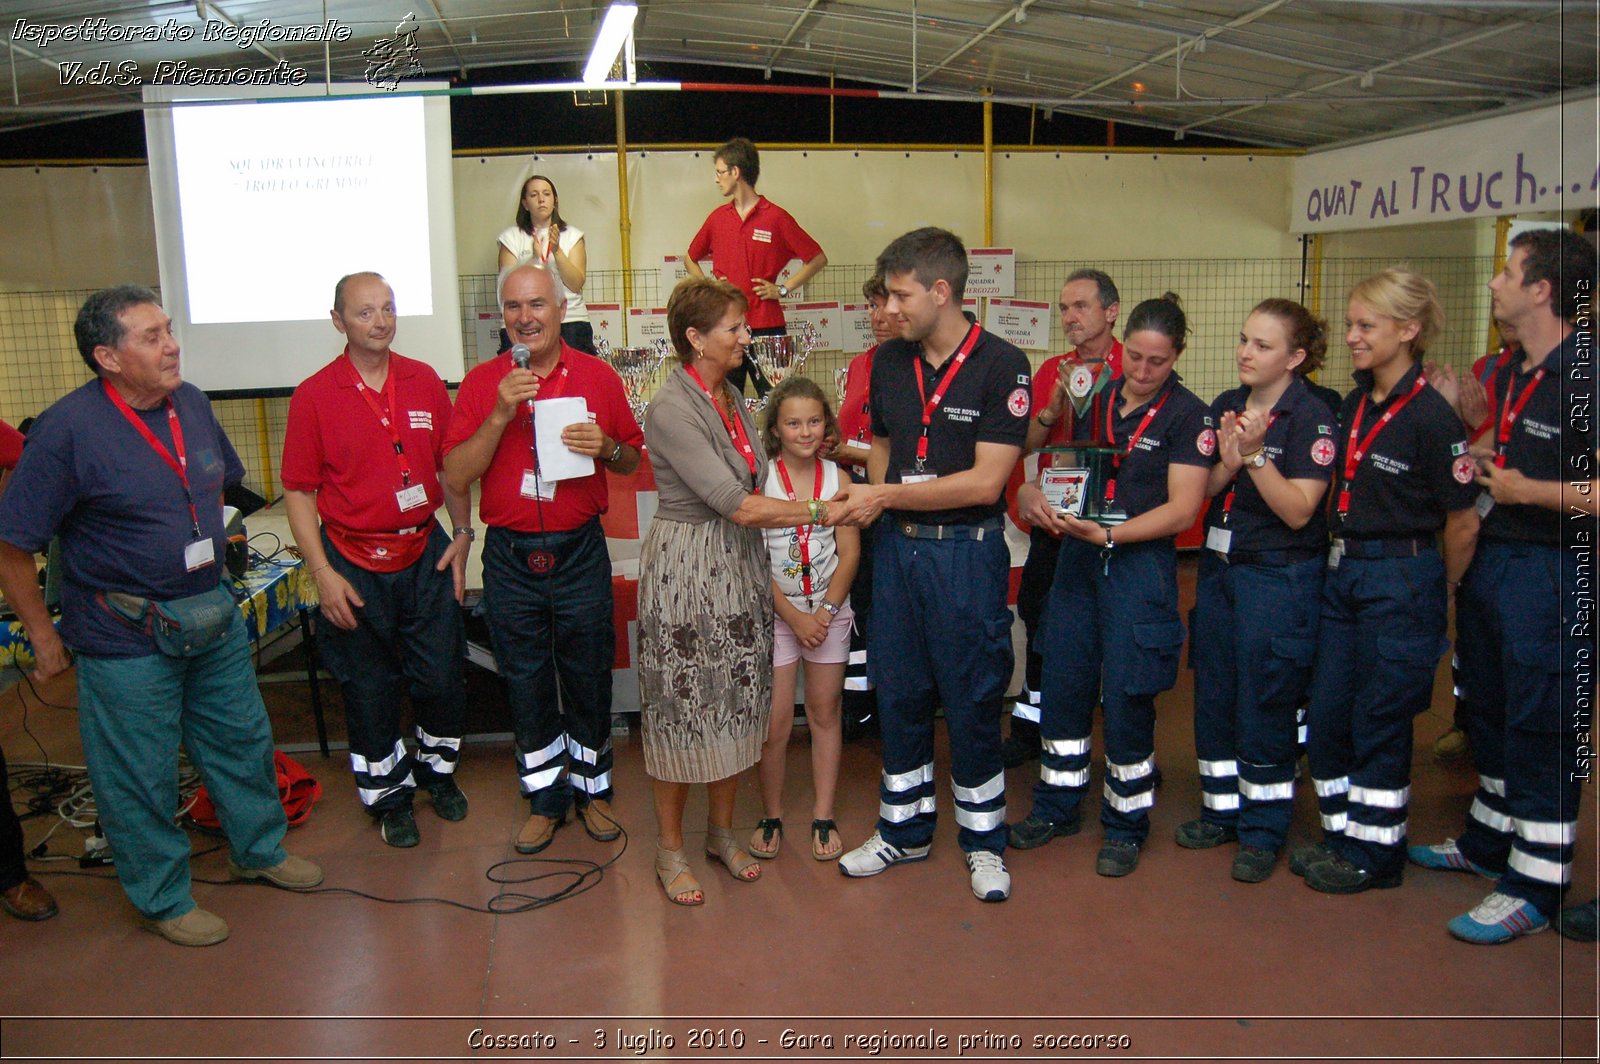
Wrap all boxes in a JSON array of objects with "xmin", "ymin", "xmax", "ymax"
[
  {"xmin": 837, "ymin": 831, "xmax": 931, "ymax": 877},
  {"xmin": 966, "ymin": 850, "xmax": 1011, "ymax": 902}
]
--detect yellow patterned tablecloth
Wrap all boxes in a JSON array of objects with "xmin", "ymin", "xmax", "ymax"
[{"xmin": 0, "ymin": 558, "xmax": 319, "ymax": 669}]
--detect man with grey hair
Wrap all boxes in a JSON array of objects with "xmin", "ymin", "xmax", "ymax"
[
  {"xmin": 443, "ymin": 265, "xmax": 643, "ymax": 854},
  {"xmin": 0, "ymin": 285, "xmax": 322, "ymax": 947}
]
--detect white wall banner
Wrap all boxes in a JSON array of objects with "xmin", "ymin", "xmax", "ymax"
[
  {"xmin": 627, "ymin": 306, "xmax": 669, "ymax": 345},
  {"xmin": 589, "ymin": 303, "xmax": 622, "ymax": 350},
  {"xmin": 985, "ymin": 297, "xmax": 1052, "ymax": 350},
  {"xmin": 659, "ymin": 255, "xmax": 711, "ymax": 298},
  {"xmin": 842, "ymin": 302, "xmax": 875, "ymax": 353},
  {"xmin": 783, "ymin": 301, "xmax": 844, "ymax": 351},
  {"xmin": 966, "ymin": 247, "xmax": 1016, "ymax": 297},
  {"xmin": 1291, "ymin": 96, "xmax": 1597, "ymax": 233}
]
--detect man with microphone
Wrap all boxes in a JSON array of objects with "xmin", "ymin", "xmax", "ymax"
[
  {"xmin": 444, "ymin": 264, "xmax": 643, "ymax": 854},
  {"xmin": 281, "ymin": 271, "xmax": 475, "ymax": 848}
]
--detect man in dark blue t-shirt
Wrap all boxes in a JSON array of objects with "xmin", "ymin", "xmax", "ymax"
[{"xmin": 0, "ymin": 286, "xmax": 322, "ymax": 947}]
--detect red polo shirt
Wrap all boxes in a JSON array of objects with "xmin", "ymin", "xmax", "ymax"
[
  {"xmin": 687, "ymin": 196, "xmax": 824, "ymax": 330},
  {"xmin": 442, "ymin": 344, "xmax": 644, "ymax": 533},
  {"xmin": 282, "ymin": 350, "xmax": 453, "ymax": 572},
  {"xmin": 834, "ymin": 345, "xmax": 877, "ymax": 462},
  {"xmin": 1033, "ymin": 337, "xmax": 1124, "ymax": 446},
  {"xmin": 0, "ymin": 420, "xmax": 22, "ymax": 471}
]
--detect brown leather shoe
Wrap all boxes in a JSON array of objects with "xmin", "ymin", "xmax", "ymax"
[
  {"xmin": 515, "ymin": 812, "xmax": 564, "ymax": 854},
  {"xmin": 142, "ymin": 907, "xmax": 229, "ymax": 947},
  {"xmin": 1, "ymin": 877, "xmax": 58, "ymax": 921},
  {"xmin": 227, "ymin": 853, "xmax": 324, "ymax": 890},
  {"xmin": 576, "ymin": 799, "xmax": 621, "ymax": 842}
]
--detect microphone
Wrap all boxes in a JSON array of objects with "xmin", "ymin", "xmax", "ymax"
[{"xmin": 509, "ymin": 343, "xmax": 536, "ymax": 416}]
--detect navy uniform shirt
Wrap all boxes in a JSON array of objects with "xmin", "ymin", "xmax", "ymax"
[
  {"xmin": 0, "ymin": 379, "xmax": 244, "ymax": 657},
  {"xmin": 1206, "ymin": 375, "xmax": 1337, "ymax": 553},
  {"xmin": 1332, "ymin": 361, "xmax": 1477, "ymax": 538},
  {"xmin": 1103, "ymin": 373, "xmax": 1214, "ymax": 521},
  {"xmin": 1481, "ymin": 330, "xmax": 1593, "ymax": 546},
  {"xmin": 870, "ymin": 317, "xmax": 1032, "ymax": 526}
]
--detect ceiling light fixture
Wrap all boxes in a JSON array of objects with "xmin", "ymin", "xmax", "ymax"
[{"xmin": 583, "ymin": 2, "xmax": 638, "ymax": 85}]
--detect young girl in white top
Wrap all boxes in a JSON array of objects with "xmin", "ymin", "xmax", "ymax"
[{"xmin": 751, "ymin": 377, "xmax": 860, "ymax": 861}]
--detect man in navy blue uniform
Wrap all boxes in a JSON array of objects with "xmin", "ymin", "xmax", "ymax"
[
  {"xmin": 831, "ymin": 227, "xmax": 1032, "ymax": 902},
  {"xmin": 1409, "ymin": 228, "xmax": 1597, "ymax": 943},
  {"xmin": 0, "ymin": 286, "xmax": 322, "ymax": 947}
]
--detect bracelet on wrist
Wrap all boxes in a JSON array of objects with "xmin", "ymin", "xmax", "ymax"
[
  {"xmin": 605, "ymin": 441, "xmax": 623, "ymax": 463},
  {"xmin": 452, "ymin": 526, "xmax": 475, "ymax": 541}
]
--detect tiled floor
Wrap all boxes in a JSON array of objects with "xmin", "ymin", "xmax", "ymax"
[{"xmin": 2, "ymin": 562, "xmax": 1596, "ymax": 1061}]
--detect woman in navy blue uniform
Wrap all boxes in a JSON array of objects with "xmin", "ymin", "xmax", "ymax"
[
  {"xmin": 1010, "ymin": 294, "xmax": 1214, "ymax": 878},
  {"xmin": 1297, "ymin": 268, "xmax": 1479, "ymax": 895},
  {"xmin": 1179, "ymin": 299, "xmax": 1338, "ymax": 883}
]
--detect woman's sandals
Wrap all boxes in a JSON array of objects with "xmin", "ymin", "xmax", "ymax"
[
  {"xmin": 750, "ymin": 817, "xmax": 783, "ymax": 859},
  {"xmin": 655, "ymin": 845, "xmax": 704, "ymax": 906},
  {"xmin": 706, "ymin": 825, "xmax": 763, "ymax": 882},
  {"xmin": 811, "ymin": 818, "xmax": 841, "ymax": 861}
]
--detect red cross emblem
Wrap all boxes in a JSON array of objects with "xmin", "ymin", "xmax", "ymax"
[
  {"xmin": 1310, "ymin": 438, "xmax": 1335, "ymax": 466},
  {"xmin": 527, "ymin": 550, "xmax": 557, "ymax": 574}
]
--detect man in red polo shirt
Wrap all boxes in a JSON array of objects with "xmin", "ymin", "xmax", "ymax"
[
  {"xmin": 685, "ymin": 136, "xmax": 827, "ymax": 399},
  {"xmin": 1002, "ymin": 268, "xmax": 1124, "ymax": 769},
  {"xmin": 443, "ymin": 265, "xmax": 643, "ymax": 855},
  {"xmin": 282, "ymin": 271, "xmax": 475, "ymax": 848}
]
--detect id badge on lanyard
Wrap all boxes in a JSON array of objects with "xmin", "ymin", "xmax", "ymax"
[
  {"xmin": 520, "ymin": 470, "xmax": 557, "ymax": 501},
  {"xmin": 183, "ymin": 539, "xmax": 214, "ymax": 572},
  {"xmin": 103, "ymin": 382, "xmax": 214, "ymax": 573}
]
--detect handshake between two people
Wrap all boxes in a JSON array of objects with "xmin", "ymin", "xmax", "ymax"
[{"xmin": 815, "ymin": 481, "xmax": 888, "ymax": 528}]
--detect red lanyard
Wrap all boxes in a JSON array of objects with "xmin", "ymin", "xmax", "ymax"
[
  {"xmin": 1219, "ymin": 410, "xmax": 1284, "ymax": 524},
  {"xmin": 685, "ymin": 364, "xmax": 758, "ymax": 477},
  {"xmin": 343, "ymin": 354, "xmax": 414, "ymax": 487},
  {"xmin": 1103, "ymin": 384, "xmax": 1171, "ymax": 504},
  {"xmin": 1336, "ymin": 374, "xmax": 1428, "ymax": 518},
  {"xmin": 1491, "ymin": 365, "xmax": 1544, "ymax": 469},
  {"xmin": 531, "ymin": 361, "xmax": 571, "ymax": 401},
  {"xmin": 911, "ymin": 324, "xmax": 982, "ymax": 469},
  {"xmin": 102, "ymin": 381, "xmax": 201, "ymax": 539},
  {"xmin": 776, "ymin": 456, "xmax": 823, "ymax": 598}
]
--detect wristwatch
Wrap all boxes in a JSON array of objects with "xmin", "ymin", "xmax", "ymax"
[
  {"xmin": 453, "ymin": 526, "xmax": 476, "ymax": 540},
  {"xmin": 778, "ymin": 283, "xmax": 789, "ymax": 298},
  {"xmin": 820, "ymin": 601, "xmax": 841, "ymax": 616},
  {"xmin": 1248, "ymin": 450, "xmax": 1268, "ymax": 469},
  {"xmin": 606, "ymin": 441, "xmax": 623, "ymax": 463}
]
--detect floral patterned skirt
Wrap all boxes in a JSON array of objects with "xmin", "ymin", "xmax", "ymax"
[{"xmin": 637, "ymin": 516, "xmax": 773, "ymax": 783}]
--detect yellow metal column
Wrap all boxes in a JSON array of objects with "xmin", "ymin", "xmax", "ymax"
[
  {"xmin": 982, "ymin": 96, "xmax": 994, "ymax": 245},
  {"xmin": 615, "ymin": 91, "xmax": 633, "ymax": 343},
  {"xmin": 254, "ymin": 397, "xmax": 276, "ymax": 500},
  {"xmin": 1489, "ymin": 216, "xmax": 1512, "ymax": 354}
]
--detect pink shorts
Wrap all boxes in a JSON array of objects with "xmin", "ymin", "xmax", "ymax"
[{"xmin": 773, "ymin": 602, "xmax": 856, "ymax": 667}]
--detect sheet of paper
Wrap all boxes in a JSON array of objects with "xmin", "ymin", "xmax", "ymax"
[{"xmin": 533, "ymin": 396, "xmax": 595, "ymax": 482}]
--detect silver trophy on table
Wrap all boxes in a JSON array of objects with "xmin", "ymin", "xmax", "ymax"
[
  {"xmin": 596, "ymin": 336, "xmax": 669, "ymax": 422},
  {"xmin": 745, "ymin": 321, "xmax": 821, "ymax": 411}
]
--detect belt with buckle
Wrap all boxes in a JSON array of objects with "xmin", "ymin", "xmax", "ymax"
[
  {"xmin": 896, "ymin": 516, "xmax": 1004, "ymax": 542},
  {"xmin": 1217, "ymin": 546, "xmax": 1324, "ymax": 567},
  {"xmin": 1332, "ymin": 535, "xmax": 1434, "ymax": 559}
]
